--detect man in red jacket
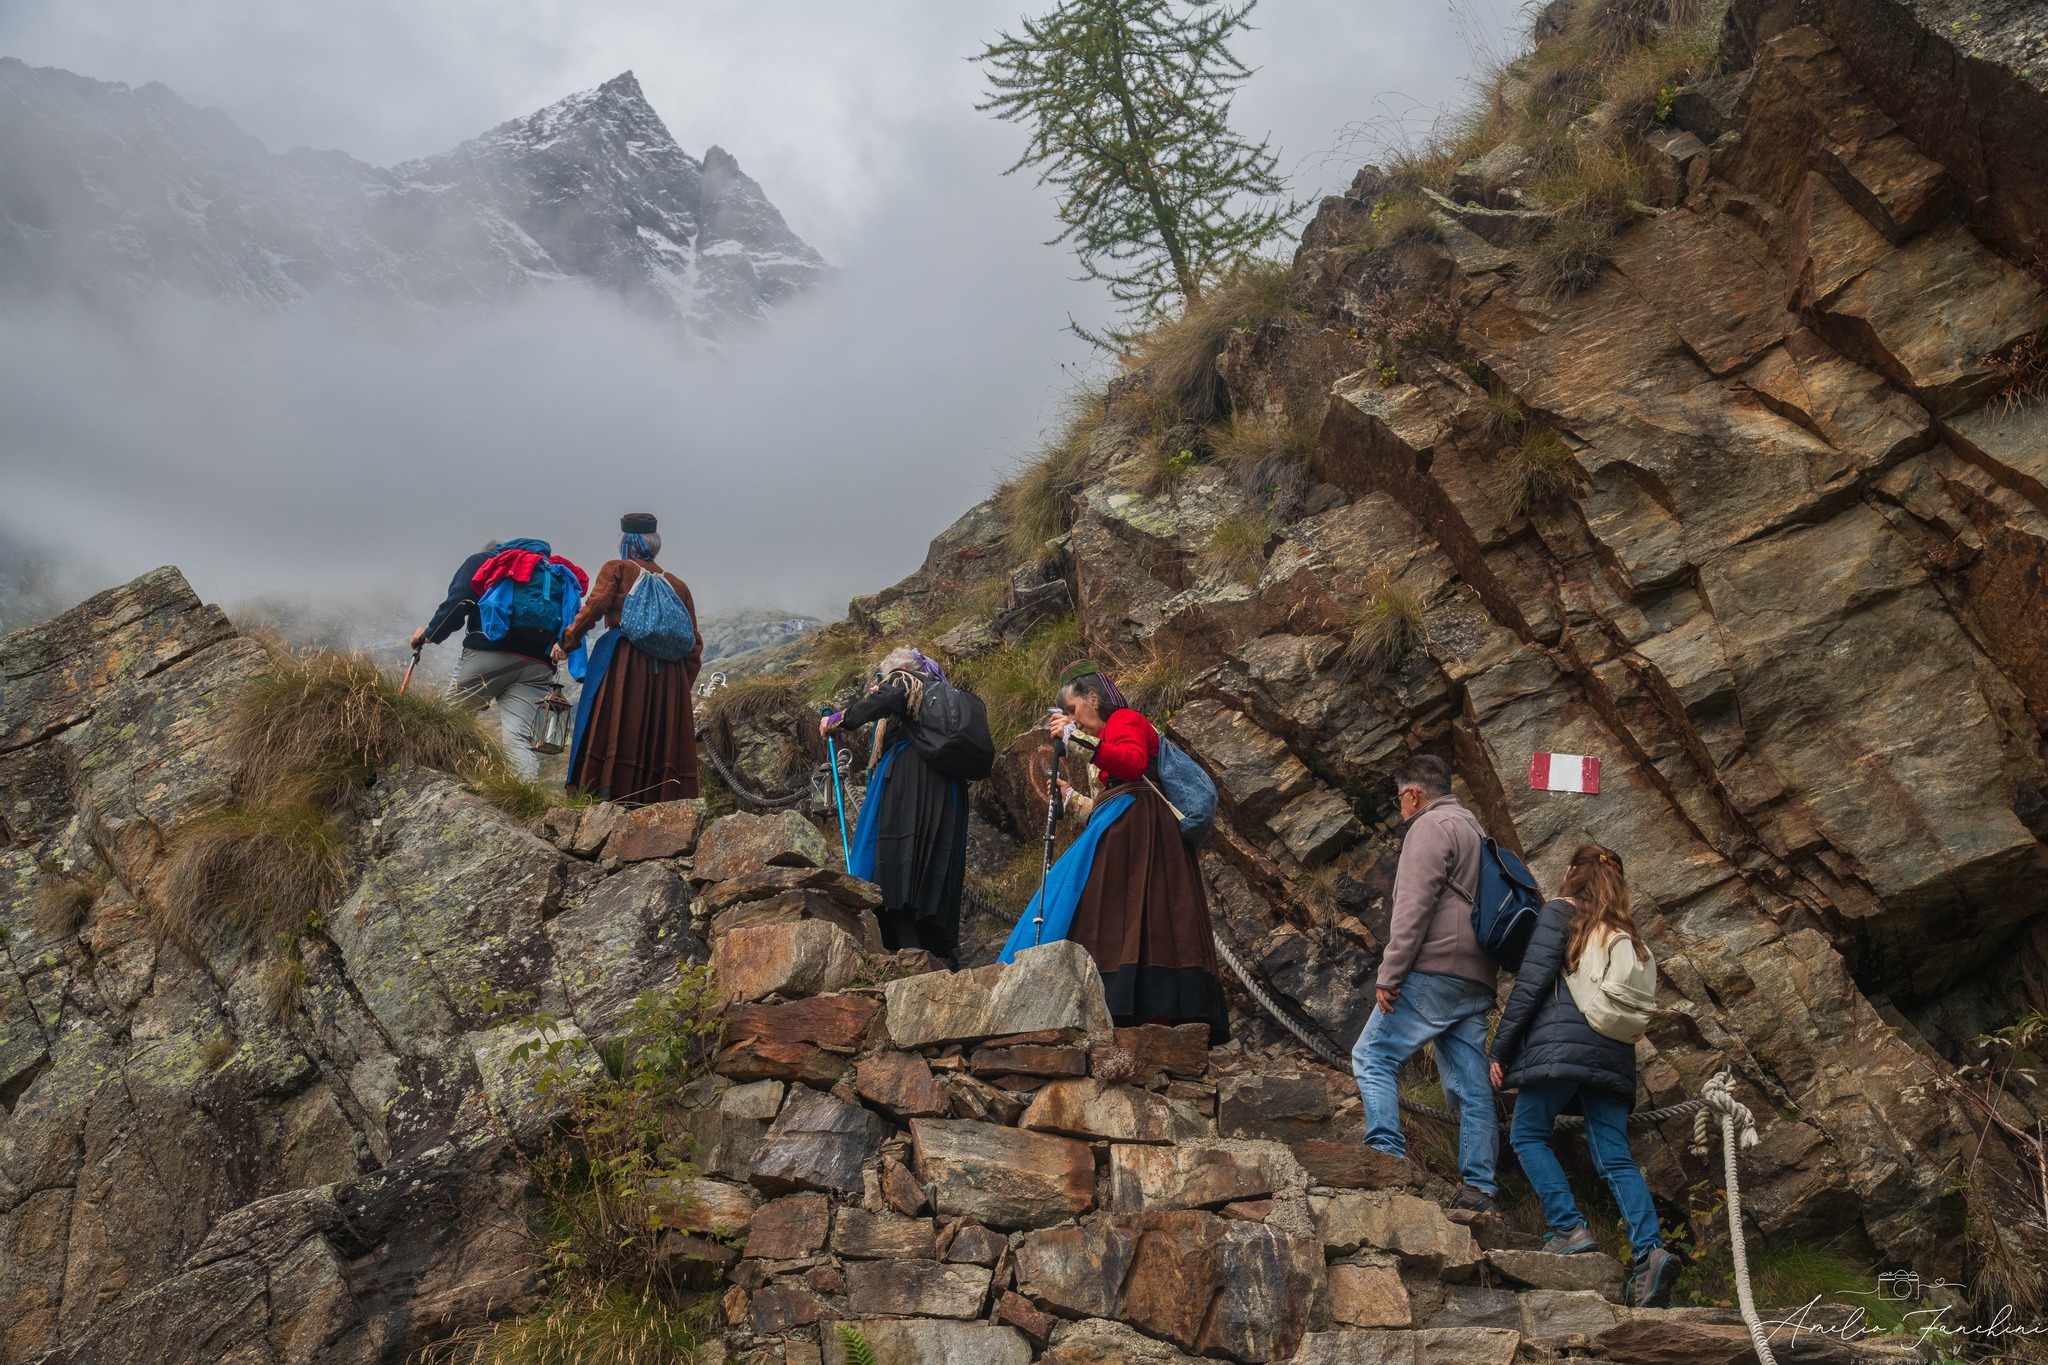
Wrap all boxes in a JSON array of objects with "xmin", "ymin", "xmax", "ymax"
[{"xmin": 1350, "ymin": 753, "xmax": 1501, "ymax": 1213}]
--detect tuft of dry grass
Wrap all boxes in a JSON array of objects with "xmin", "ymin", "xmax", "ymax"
[
  {"xmin": 1346, "ymin": 194, "xmax": 1444, "ymax": 256},
  {"xmin": 231, "ymin": 649, "xmax": 500, "ymax": 808},
  {"xmin": 1345, "ymin": 574, "xmax": 1426, "ymax": 681},
  {"xmin": 1119, "ymin": 638, "xmax": 1202, "ymax": 719},
  {"xmin": 410, "ymin": 1287, "xmax": 710, "ymax": 1365},
  {"xmin": 1211, "ymin": 407, "xmax": 1320, "ymax": 518},
  {"xmin": 33, "ymin": 867, "xmax": 104, "ymax": 941},
  {"xmin": 1128, "ymin": 257, "xmax": 1304, "ymax": 425},
  {"xmin": 1501, "ymin": 423, "xmax": 1591, "ymax": 517},
  {"xmin": 951, "ymin": 613, "xmax": 1084, "ymax": 745},
  {"xmin": 1524, "ymin": 210, "xmax": 1621, "ymax": 299},
  {"xmin": 158, "ymin": 647, "xmax": 565, "ymax": 959},
  {"xmin": 1135, "ymin": 432, "xmax": 1203, "ymax": 495},
  {"xmin": 1985, "ymin": 328, "xmax": 2048, "ymax": 413},
  {"xmin": 156, "ymin": 798, "xmax": 354, "ymax": 950},
  {"xmin": 702, "ymin": 675, "xmax": 805, "ymax": 732},
  {"xmin": 1480, "ymin": 382, "xmax": 1530, "ymax": 442},
  {"xmin": 999, "ymin": 390, "xmax": 1107, "ymax": 565},
  {"xmin": 1202, "ymin": 516, "xmax": 1273, "ymax": 586}
]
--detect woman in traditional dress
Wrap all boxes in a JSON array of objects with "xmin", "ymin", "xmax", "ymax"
[
  {"xmin": 553, "ymin": 513, "xmax": 702, "ymax": 803},
  {"xmin": 821, "ymin": 646, "xmax": 969, "ymax": 962},
  {"xmin": 1000, "ymin": 661, "xmax": 1229, "ymax": 1044}
]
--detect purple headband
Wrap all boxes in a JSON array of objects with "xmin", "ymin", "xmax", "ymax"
[{"xmin": 911, "ymin": 648, "xmax": 948, "ymax": 684}]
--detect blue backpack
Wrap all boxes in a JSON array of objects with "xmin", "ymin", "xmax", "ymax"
[
  {"xmin": 618, "ymin": 568, "xmax": 697, "ymax": 662},
  {"xmin": 1152, "ymin": 735, "xmax": 1218, "ymax": 846},
  {"xmin": 502, "ymin": 570, "xmax": 561, "ymax": 637},
  {"xmin": 1448, "ymin": 824, "xmax": 1544, "ymax": 969}
]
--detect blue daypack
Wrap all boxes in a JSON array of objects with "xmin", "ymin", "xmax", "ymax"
[
  {"xmin": 618, "ymin": 568, "xmax": 697, "ymax": 662},
  {"xmin": 502, "ymin": 570, "xmax": 560, "ymax": 637},
  {"xmin": 1447, "ymin": 822, "xmax": 1544, "ymax": 969},
  {"xmin": 1152, "ymin": 735, "xmax": 1218, "ymax": 846}
]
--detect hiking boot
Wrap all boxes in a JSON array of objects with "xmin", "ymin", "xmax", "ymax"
[
  {"xmin": 1448, "ymin": 1183, "xmax": 1499, "ymax": 1217},
  {"xmin": 1542, "ymin": 1223, "xmax": 1600, "ymax": 1255},
  {"xmin": 1624, "ymin": 1246, "xmax": 1681, "ymax": 1308}
]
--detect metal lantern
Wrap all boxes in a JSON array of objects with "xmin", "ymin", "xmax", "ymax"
[{"xmin": 528, "ymin": 684, "xmax": 574, "ymax": 754}]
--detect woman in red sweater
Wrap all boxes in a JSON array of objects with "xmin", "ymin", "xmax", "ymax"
[{"xmin": 1032, "ymin": 660, "xmax": 1229, "ymax": 1044}]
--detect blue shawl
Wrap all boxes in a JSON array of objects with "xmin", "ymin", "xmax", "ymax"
[
  {"xmin": 847, "ymin": 741, "xmax": 906, "ymax": 883},
  {"xmin": 997, "ymin": 793, "xmax": 1135, "ymax": 963}
]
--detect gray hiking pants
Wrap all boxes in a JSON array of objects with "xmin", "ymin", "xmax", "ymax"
[{"xmin": 449, "ymin": 649, "xmax": 553, "ymax": 779}]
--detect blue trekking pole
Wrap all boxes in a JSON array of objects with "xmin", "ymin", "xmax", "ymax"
[{"xmin": 821, "ymin": 707, "xmax": 853, "ymax": 873}]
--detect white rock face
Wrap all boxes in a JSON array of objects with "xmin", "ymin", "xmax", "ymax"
[{"xmin": 0, "ymin": 62, "xmax": 828, "ymax": 339}]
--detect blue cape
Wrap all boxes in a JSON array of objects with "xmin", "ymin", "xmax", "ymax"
[
  {"xmin": 847, "ymin": 741, "xmax": 906, "ymax": 883},
  {"xmin": 997, "ymin": 793, "xmax": 1135, "ymax": 963},
  {"xmin": 566, "ymin": 628, "xmax": 622, "ymax": 783}
]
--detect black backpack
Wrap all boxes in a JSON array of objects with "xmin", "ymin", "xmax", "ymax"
[{"xmin": 906, "ymin": 678, "xmax": 996, "ymax": 780}]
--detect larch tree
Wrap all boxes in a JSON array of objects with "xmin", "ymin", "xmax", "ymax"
[{"xmin": 976, "ymin": 0, "xmax": 1298, "ymax": 338}]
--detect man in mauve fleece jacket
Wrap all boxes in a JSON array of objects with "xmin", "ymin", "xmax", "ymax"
[{"xmin": 1350, "ymin": 753, "xmax": 1502, "ymax": 1212}]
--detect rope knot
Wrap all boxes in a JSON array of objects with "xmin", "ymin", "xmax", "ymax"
[{"xmin": 1690, "ymin": 1069, "xmax": 1760, "ymax": 1155}]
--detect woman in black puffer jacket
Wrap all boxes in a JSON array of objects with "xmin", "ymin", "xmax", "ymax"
[{"xmin": 1489, "ymin": 843, "xmax": 1677, "ymax": 1307}]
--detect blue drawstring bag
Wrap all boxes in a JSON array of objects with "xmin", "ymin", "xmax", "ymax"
[
  {"xmin": 1152, "ymin": 735, "xmax": 1217, "ymax": 846},
  {"xmin": 619, "ymin": 568, "xmax": 696, "ymax": 662}
]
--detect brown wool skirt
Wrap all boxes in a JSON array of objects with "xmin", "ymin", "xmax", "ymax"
[
  {"xmin": 569, "ymin": 640, "xmax": 698, "ymax": 803},
  {"xmin": 1066, "ymin": 782, "xmax": 1231, "ymax": 1044}
]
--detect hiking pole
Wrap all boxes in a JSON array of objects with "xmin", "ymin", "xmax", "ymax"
[
  {"xmin": 399, "ymin": 645, "xmax": 422, "ymax": 695},
  {"xmin": 1033, "ymin": 723, "xmax": 1066, "ymax": 947},
  {"xmin": 821, "ymin": 707, "xmax": 853, "ymax": 873}
]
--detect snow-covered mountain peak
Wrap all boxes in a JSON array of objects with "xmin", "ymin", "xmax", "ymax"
[{"xmin": 0, "ymin": 59, "xmax": 829, "ymax": 337}]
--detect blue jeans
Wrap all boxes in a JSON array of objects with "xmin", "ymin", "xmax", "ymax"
[
  {"xmin": 1351, "ymin": 971, "xmax": 1499, "ymax": 1194},
  {"xmin": 1510, "ymin": 1079, "xmax": 1662, "ymax": 1256}
]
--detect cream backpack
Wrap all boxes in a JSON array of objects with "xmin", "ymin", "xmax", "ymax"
[{"xmin": 1562, "ymin": 926, "xmax": 1659, "ymax": 1044}]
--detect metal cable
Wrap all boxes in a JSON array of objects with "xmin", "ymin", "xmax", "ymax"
[{"xmin": 695, "ymin": 725, "xmax": 807, "ymax": 809}]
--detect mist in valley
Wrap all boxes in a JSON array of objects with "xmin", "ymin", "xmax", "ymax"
[{"xmin": 0, "ymin": 0, "xmax": 1523, "ymax": 644}]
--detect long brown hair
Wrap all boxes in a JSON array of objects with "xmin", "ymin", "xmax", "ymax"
[{"xmin": 1559, "ymin": 843, "xmax": 1648, "ymax": 971}]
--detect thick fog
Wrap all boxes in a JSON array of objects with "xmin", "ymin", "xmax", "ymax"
[{"xmin": 0, "ymin": 0, "xmax": 1523, "ymax": 627}]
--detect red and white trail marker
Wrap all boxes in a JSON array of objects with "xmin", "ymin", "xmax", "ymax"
[{"xmin": 1529, "ymin": 752, "xmax": 1601, "ymax": 794}]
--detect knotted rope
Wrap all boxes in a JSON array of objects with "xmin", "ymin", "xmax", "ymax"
[{"xmin": 1692, "ymin": 1069, "xmax": 1773, "ymax": 1363}]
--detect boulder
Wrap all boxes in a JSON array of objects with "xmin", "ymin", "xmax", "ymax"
[
  {"xmin": 988, "ymin": 940, "xmax": 1114, "ymax": 1039},
  {"xmin": 1416, "ymin": 1327, "xmax": 1520, "ymax": 1364},
  {"xmin": 750, "ymin": 1281, "xmax": 829, "ymax": 1333},
  {"xmin": 1593, "ymin": 1316, "xmax": 1762, "ymax": 1365},
  {"xmin": 545, "ymin": 862, "xmax": 705, "ymax": 1037},
  {"xmin": 843, "ymin": 1259, "xmax": 993, "ymax": 1318},
  {"xmin": 1287, "ymin": 1332, "xmax": 1418, "ymax": 1365},
  {"xmin": 694, "ymin": 809, "xmax": 831, "ymax": 881},
  {"xmin": 699, "ymin": 863, "xmax": 882, "ymax": 913},
  {"xmin": 1424, "ymin": 1284, "xmax": 1519, "ymax": 1330},
  {"xmin": 709, "ymin": 886, "xmax": 872, "ymax": 947},
  {"xmin": 1485, "ymin": 1247, "xmax": 1625, "ymax": 1295},
  {"xmin": 716, "ymin": 993, "xmax": 880, "ymax": 1085},
  {"xmin": 1287, "ymin": 1141, "xmax": 1417, "ymax": 1190},
  {"xmin": 820, "ymin": 1320, "xmax": 1031, "ymax": 1365},
  {"xmin": 670, "ymin": 1076, "xmax": 784, "ymax": 1180},
  {"xmin": 1312, "ymin": 1192, "xmax": 1481, "ymax": 1279},
  {"xmin": 1216, "ymin": 1073, "xmax": 1335, "ymax": 1142},
  {"xmin": 743, "ymin": 1192, "xmax": 830, "ymax": 1260},
  {"xmin": 1518, "ymin": 1289, "xmax": 1618, "ymax": 1343},
  {"xmin": 1042, "ymin": 1318, "xmax": 1202, "ymax": 1364},
  {"xmin": 1327, "ymin": 1262, "xmax": 1412, "ymax": 1328},
  {"xmin": 1107, "ymin": 1139, "xmax": 1302, "ymax": 1214},
  {"xmin": 970, "ymin": 1043, "xmax": 1088, "ymax": 1078},
  {"xmin": 831, "ymin": 1207, "xmax": 937, "ymax": 1259},
  {"xmin": 604, "ymin": 800, "xmax": 704, "ymax": 862},
  {"xmin": 1117, "ymin": 1209, "xmax": 1326, "ymax": 1362},
  {"xmin": 647, "ymin": 1177, "xmax": 758, "ymax": 1237},
  {"xmin": 996, "ymin": 1289, "xmax": 1060, "ymax": 1347},
  {"xmin": 910, "ymin": 1118, "xmax": 1096, "ymax": 1228},
  {"xmin": 884, "ymin": 964, "xmax": 1003, "ymax": 1047},
  {"xmin": 746, "ymin": 1085, "xmax": 886, "ymax": 1197},
  {"xmin": 854, "ymin": 1048, "xmax": 949, "ymax": 1118},
  {"xmin": 711, "ymin": 920, "xmax": 862, "ymax": 1005},
  {"xmin": 943, "ymin": 1221, "xmax": 1008, "ymax": 1265},
  {"xmin": 1013, "ymin": 1222, "xmax": 1136, "ymax": 1319},
  {"xmin": 1114, "ymin": 1023, "xmax": 1212, "ymax": 1078},
  {"xmin": 885, "ymin": 941, "xmax": 1112, "ymax": 1047},
  {"xmin": 1021, "ymin": 1079, "xmax": 1203, "ymax": 1144}
]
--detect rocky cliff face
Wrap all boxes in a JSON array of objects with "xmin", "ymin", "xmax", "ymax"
[
  {"xmin": 0, "ymin": 62, "xmax": 828, "ymax": 337},
  {"xmin": 827, "ymin": 0, "xmax": 2048, "ymax": 1284}
]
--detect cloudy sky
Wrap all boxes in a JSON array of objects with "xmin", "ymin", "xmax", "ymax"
[{"xmin": 0, "ymin": 0, "xmax": 1524, "ymax": 623}]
